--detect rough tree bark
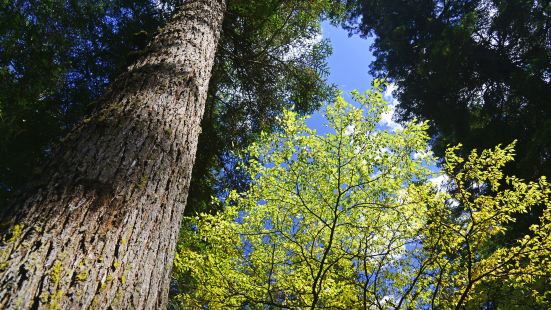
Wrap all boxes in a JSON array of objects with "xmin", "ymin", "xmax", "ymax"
[{"xmin": 0, "ymin": 0, "xmax": 225, "ymax": 308}]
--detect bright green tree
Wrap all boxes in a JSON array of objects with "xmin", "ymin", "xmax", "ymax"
[
  {"xmin": 172, "ymin": 84, "xmax": 550, "ymax": 308},
  {"xmin": 340, "ymin": 0, "xmax": 551, "ymax": 248},
  {"xmin": 414, "ymin": 143, "xmax": 551, "ymax": 308}
]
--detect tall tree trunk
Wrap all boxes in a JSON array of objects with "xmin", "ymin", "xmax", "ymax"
[{"xmin": 0, "ymin": 0, "xmax": 225, "ymax": 308}]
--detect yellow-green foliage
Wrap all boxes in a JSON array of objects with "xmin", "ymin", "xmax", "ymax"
[{"xmin": 173, "ymin": 83, "xmax": 551, "ymax": 308}]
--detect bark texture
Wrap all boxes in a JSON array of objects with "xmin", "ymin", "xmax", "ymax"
[{"xmin": 0, "ymin": 0, "xmax": 225, "ymax": 308}]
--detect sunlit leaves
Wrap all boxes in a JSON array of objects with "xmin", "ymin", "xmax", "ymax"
[{"xmin": 173, "ymin": 84, "xmax": 551, "ymax": 308}]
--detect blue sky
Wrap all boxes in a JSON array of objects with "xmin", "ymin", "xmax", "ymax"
[
  {"xmin": 322, "ymin": 22, "xmax": 375, "ymax": 96},
  {"xmin": 306, "ymin": 22, "xmax": 374, "ymax": 134},
  {"xmin": 306, "ymin": 23, "xmax": 442, "ymax": 181},
  {"xmin": 306, "ymin": 22, "xmax": 403, "ymax": 135}
]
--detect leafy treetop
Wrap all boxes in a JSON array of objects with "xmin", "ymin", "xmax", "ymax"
[
  {"xmin": 172, "ymin": 84, "xmax": 551, "ymax": 308},
  {"xmin": 341, "ymin": 0, "xmax": 551, "ymax": 180}
]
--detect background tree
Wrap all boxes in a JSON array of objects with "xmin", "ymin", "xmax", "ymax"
[
  {"xmin": 421, "ymin": 143, "xmax": 551, "ymax": 308},
  {"xmin": 173, "ymin": 86, "xmax": 551, "ymax": 308},
  {"xmin": 340, "ymin": 0, "xmax": 550, "ymax": 180},
  {"xmin": 338, "ymin": 0, "xmax": 551, "ymax": 272},
  {"xmin": 186, "ymin": 0, "xmax": 339, "ymax": 214}
]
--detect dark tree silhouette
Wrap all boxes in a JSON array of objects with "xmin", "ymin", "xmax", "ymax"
[{"xmin": 343, "ymin": 0, "xmax": 551, "ymax": 180}]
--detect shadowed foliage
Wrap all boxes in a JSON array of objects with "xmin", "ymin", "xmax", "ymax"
[
  {"xmin": 340, "ymin": 0, "xmax": 551, "ymax": 243},
  {"xmin": 0, "ymin": 0, "xmax": 339, "ymax": 215}
]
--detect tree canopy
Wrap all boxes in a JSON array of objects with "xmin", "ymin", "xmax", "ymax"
[
  {"xmin": 173, "ymin": 85, "xmax": 551, "ymax": 308},
  {"xmin": 0, "ymin": 0, "xmax": 339, "ymax": 214},
  {"xmin": 341, "ymin": 0, "xmax": 551, "ymax": 181},
  {"xmin": 2, "ymin": 1, "xmax": 550, "ymax": 307},
  {"xmin": 186, "ymin": 0, "xmax": 340, "ymax": 214}
]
